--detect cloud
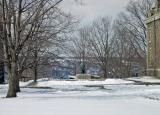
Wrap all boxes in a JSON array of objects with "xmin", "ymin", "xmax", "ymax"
[{"xmin": 61, "ymin": 0, "xmax": 130, "ymax": 23}]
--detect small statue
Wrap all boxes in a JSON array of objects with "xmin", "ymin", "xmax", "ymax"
[{"xmin": 80, "ymin": 62, "xmax": 86, "ymax": 74}]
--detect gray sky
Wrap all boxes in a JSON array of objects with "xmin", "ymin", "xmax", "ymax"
[{"xmin": 61, "ymin": 0, "xmax": 130, "ymax": 24}]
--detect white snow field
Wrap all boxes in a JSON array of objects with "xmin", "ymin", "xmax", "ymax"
[{"xmin": 1, "ymin": 78, "xmax": 160, "ymax": 115}]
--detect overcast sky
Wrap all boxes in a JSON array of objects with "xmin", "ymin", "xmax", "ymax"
[{"xmin": 61, "ymin": 0, "xmax": 130, "ymax": 24}]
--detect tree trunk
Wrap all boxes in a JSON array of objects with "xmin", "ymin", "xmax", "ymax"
[
  {"xmin": 34, "ymin": 66, "xmax": 38, "ymax": 83},
  {"xmin": 15, "ymin": 72, "xmax": 22, "ymax": 92},
  {"xmin": 34, "ymin": 50, "xmax": 38, "ymax": 83},
  {"xmin": 103, "ymin": 67, "xmax": 108, "ymax": 79},
  {"xmin": 6, "ymin": 62, "xmax": 17, "ymax": 98},
  {"xmin": 15, "ymin": 77, "xmax": 20, "ymax": 93}
]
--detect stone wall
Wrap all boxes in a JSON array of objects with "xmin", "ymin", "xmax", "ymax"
[
  {"xmin": 147, "ymin": 1, "xmax": 160, "ymax": 78},
  {"xmin": 76, "ymin": 74, "xmax": 91, "ymax": 80}
]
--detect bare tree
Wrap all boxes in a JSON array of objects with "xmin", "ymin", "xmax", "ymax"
[
  {"xmin": 69, "ymin": 28, "xmax": 90, "ymax": 74},
  {"xmin": 0, "ymin": 0, "xmax": 69, "ymax": 98},
  {"xmin": 117, "ymin": 0, "xmax": 154, "ymax": 67},
  {"xmin": 79, "ymin": 17, "xmax": 113, "ymax": 78},
  {"xmin": 112, "ymin": 20, "xmax": 139, "ymax": 77}
]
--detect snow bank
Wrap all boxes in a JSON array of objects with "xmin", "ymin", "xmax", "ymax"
[
  {"xmin": 20, "ymin": 80, "xmax": 34, "ymax": 87},
  {"xmin": 35, "ymin": 79, "xmax": 134, "ymax": 88},
  {"xmin": 105, "ymin": 79, "xmax": 133, "ymax": 84},
  {"xmin": 0, "ymin": 80, "xmax": 34, "ymax": 88},
  {"xmin": 5, "ymin": 76, "xmax": 159, "ymax": 89}
]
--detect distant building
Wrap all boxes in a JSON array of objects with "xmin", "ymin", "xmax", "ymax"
[
  {"xmin": 51, "ymin": 58, "xmax": 75, "ymax": 79},
  {"xmin": 0, "ymin": 42, "xmax": 8, "ymax": 83},
  {"xmin": 0, "ymin": 40, "xmax": 4, "ymax": 84},
  {"xmin": 110, "ymin": 57, "xmax": 145, "ymax": 78},
  {"xmin": 130, "ymin": 62, "xmax": 144, "ymax": 77},
  {"xmin": 0, "ymin": 9, "xmax": 4, "ymax": 84},
  {"xmin": 51, "ymin": 57, "xmax": 102, "ymax": 80},
  {"xmin": 0, "ymin": 63, "xmax": 4, "ymax": 84},
  {"xmin": 146, "ymin": 0, "xmax": 160, "ymax": 78},
  {"xmin": 52, "ymin": 66, "xmax": 73, "ymax": 79},
  {"xmin": 87, "ymin": 67, "xmax": 101, "ymax": 76},
  {"xmin": 51, "ymin": 56, "xmax": 145, "ymax": 79}
]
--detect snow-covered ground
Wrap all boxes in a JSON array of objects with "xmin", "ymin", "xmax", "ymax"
[
  {"xmin": 1, "ymin": 96, "xmax": 160, "ymax": 115},
  {"xmin": 127, "ymin": 76, "xmax": 160, "ymax": 83},
  {"xmin": 1, "ymin": 78, "xmax": 160, "ymax": 115}
]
